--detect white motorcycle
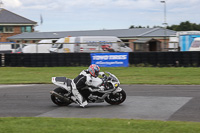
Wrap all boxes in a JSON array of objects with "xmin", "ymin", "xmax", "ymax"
[{"xmin": 50, "ymin": 72, "xmax": 126, "ymax": 106}]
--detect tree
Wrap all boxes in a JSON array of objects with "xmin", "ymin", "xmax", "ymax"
[
  {"xmin": 129, "ymin": 25, "xmax": 146, "ymax": 29},
  {"xmin": 129, "ymin": 21, "xmax": 200, "ymax": 31},
  {"xmin": 167, "ymin": 21, "xmax": 200, "ymax": 31},
  {"xmin": 129, "ymin": 25, "xmax": 135, "ymax": 29}
]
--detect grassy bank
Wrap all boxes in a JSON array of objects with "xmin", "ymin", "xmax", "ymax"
[
  {"xmin": 1, "ymin": 117, "xmax": 200, "ymax": 133},
  {"xmin": 0, "ymin": 67, "xmax": 199, "ymax": 84}
]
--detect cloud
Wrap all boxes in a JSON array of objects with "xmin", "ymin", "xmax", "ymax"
[
  {"xmin": 3, "ymin": 0, "xmax": 22, "ymax": 8},
  {"xmin": 3, "ymin": 0, "xmax": 200, "ymax": 12},
  {"xmin": 3, "ymin": 0, "xmax": 158, "ymax": 11},
  {"xmin": 2, "ymin": 0, "xmax": 200, "ymax": 31}
]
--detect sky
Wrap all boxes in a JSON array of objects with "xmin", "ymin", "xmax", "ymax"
[{"xmin": 1, "ymin": 0, "xmax": 200, "ymax": 32}]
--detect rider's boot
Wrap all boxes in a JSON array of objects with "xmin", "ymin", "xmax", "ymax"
[{"xmin": 72, "ymin": 88, "xmax": 88, "ymax": 107}]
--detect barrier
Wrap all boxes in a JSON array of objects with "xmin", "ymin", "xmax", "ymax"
[
  {"xmin": 4, "ymin": 53, "xmax": 91, "ymax": 67},
  {"xmin": 0, "ymin": 54, "xmax": 1, "ymax": 66},
  {"xmin": 129, "ymin": 51, "xmax": 200, "ymax": 67},
  {"xmin": 1, "ymin": 52, "xmax": 200, "ymax": 67}
]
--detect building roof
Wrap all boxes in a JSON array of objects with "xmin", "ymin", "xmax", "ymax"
[
  {"xmin": 7, "ymin": 28, "xmax": 176, "ymax": 40},
  {"xmin": 0, "ymin": 8, "xmax": 37, "ymax": 25}
]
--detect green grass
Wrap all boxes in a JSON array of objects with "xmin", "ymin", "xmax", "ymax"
[
  {"xmin": 0, "ymin": 67, "xmax": 200, "ymax": 84},
  {"xmin": 1, "ymin": 67, "xmax": 200, "ymax": 132},
  {"xmin": 0, "ymin": 117, "xmax": 200, "ymax": 133}
]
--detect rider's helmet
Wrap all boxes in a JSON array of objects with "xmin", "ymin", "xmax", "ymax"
[{"xmin": 88, "ymin": 64, "xmax": 100, "ymax": 78}]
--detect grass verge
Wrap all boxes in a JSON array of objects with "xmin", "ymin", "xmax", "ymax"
[
  {"xmin": 0, "ymin": 67, "xmax": 200, "ymax": 84},
  {"xmin": 1, "ymin": 117, "xmax": 200, "ymax": 133}
]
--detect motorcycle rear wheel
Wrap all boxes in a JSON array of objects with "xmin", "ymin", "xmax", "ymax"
[
  {"xmin": 51, "ymin": 87, "xmax": 72, "ymax": 106},
  {"xmin": 105, "ymin": 90, "xmax": 126, "ymax": 105}
]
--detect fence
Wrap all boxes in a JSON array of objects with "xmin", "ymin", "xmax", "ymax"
[
  {"xmin": 129, "ymin": 51, "xmax": 200, "ymax": 67},
  {"xmin": 0, "ymin": 54, "xmax": 1, "ymax": 66},
  {"xmin": 3, "ymin": 53, "xmax": 91, "ymax": 67},
  {"xmin": 0, "ymin": 51, "xmax": 200, "ymax": 67}
]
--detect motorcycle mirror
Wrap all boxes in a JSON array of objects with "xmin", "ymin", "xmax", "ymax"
[{"xmin": 105, "ymin": 71, "xmax": 111, "ymax": 75}]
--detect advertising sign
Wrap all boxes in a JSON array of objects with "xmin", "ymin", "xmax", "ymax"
[{"xmin": 91, "ymin": 53, "xmax": 129, "ymax": 67}]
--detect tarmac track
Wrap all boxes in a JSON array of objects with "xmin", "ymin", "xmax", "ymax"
[{"xmin": 0, "ymin": 84, "xmax": 200, "ymax": 122}]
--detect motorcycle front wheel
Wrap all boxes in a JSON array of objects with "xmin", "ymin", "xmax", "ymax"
[
  {"xmin": 105, "ymin": 90, "xmax": 126, "ymax": 105},
  {"xmin": 51, "ymin": 87, "xmax": 72, "ymax": 106}
]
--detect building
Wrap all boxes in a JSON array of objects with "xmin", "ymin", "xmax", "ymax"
[
  {"xmin": 0, "ymin": 8, "xmax": 37, "ymax": 42},
  {"xmin": 8, "ymin": 28, "xmax": 176, "ymax": 52},
  {"xmin": 0, "ymin": 7, "xmax": 177, "ymax": 52},
  {"xmin": 133, "ymin": 38, "xmax": 161, "ymax": 52}
]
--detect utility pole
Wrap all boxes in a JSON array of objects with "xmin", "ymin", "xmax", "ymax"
[
  {"xmin": 0, "ymin": 0, "xmax": 4, "ymax": 8},
  {"xmin": 160, "ymin": 0, "xmax": 167, "ymax": 51}
]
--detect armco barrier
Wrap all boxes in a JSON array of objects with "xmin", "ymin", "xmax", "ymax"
[
  {"xmin": 1, "ymin": 52, "xmax": 200, "ymax": 67},
  {"xmin": 129, "ymin": 51, "xmax": 200, "ymax": 67}
]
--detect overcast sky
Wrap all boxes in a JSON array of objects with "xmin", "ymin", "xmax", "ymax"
[{"xmin": 2, "ymin": 0, "xmax": 200, "ymax": 32}]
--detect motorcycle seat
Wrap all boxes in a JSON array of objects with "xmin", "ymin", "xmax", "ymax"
[{"xmin": 66, "ymin": 78, "xmax": 72, "ymax": 87}]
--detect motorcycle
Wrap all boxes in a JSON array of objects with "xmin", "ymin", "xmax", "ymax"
[{"xmin": 50, "ymin": 71, "xmax": 126, "ymax": 106}]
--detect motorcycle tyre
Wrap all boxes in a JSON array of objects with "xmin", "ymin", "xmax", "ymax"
[
  {"xmin": 51, "ymin": 87, "xmax": 72, "ymax": 106},
  {"xmin": 105, "ymin": 90, "xmax": 126, "ymax": 105}
]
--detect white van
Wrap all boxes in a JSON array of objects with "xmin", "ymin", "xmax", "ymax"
[
  {"xmin": 49, "ymin": 36, "xmax": 132, "ymax": 53},
  {"xmin": 189, "ymin": 38, "xmax": 200, "ymax": 51},
  {"xmin": 0, "ymin": 42, "xmax": 22, "ymax": 53},
  {"xmin": 22, "ymin": 39, "xmax": 57, "ymax": 53}
]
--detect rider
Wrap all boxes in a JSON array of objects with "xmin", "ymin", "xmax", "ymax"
[{"xmin": 71, "ymin": 64, "xmax": 101, "ymax": 107}]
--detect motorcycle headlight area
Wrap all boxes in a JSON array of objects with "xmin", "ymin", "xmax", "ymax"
[{"xmin": 114, "ymin": 83, "xmax": 119, "ymax": 88}]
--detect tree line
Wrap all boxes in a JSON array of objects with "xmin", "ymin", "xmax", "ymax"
[{"xmin": 129, "ymin": 21, "xmax": 200, "ymax": 31}]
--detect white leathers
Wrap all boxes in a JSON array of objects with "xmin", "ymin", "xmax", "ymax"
[
  {"xmin": 71, "ymin": 70, "xmax": 103, "ymax": 107},
  {"xmin": 80, "ymin": 70, "xmax": 103, "ymax": 87},
  {"xmin": 71, "ymin": 80, "xmax": 88, "ymax": 107}
]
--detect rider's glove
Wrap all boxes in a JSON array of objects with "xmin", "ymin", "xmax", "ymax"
[{"xmin": 99, "ymin": 72, "xmax": 105, "ymax": 77}]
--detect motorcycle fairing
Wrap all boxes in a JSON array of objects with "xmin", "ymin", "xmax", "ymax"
[
  {"xmin": 112, "ymin": 87, "xmax": 122, "ymax": 94},
  {"xmin": 87, "ymin": 77, "xmax": 103, "ymax": 87},
  {"xmin": 52, "ymin": 77, "xmax": 72, "ymax": 91}
]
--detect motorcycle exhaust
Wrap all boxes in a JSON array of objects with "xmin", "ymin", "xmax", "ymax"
[{"xmin": 50, "ymin": 91, "xmax": 70, "ymax": 102}]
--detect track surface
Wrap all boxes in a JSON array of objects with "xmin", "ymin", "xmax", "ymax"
[{"xmin": 0, "ymin": 84, "xmax": 200, "ymax": 122}]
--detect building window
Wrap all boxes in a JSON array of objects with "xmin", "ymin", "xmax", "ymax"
[
  {"xmin": 0, "ymin": 26, "xmax": 13, "ymax": 33},
  {"xmin": 33, "ymin": 40, "xmax": 39, "ymax": 43},
  {"xmin": 4, "ymin": 26, "xmax": 13, "ymax": 33},
  {"xmin": 0, "ymin": 26, "xmax": 3, "ymax": 33},
  {"xmin": 21, "ymin": 26, "xmax": 32, "ymax": 32},
  {"xmin": 24, "ymin": 40, "xmax": 30, "ymax": 43},
  {"xmin": 135, "ymin": 43, "xmax": 145, "ymax": 51}
]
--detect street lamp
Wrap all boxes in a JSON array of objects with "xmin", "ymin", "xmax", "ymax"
[
  {"xmin": 160, "ymin": 0, "xmax": 167, "ymax": 51},
  {"xmin": 0, "ymin": 0, "xmax": 4, "ymax": 8}
]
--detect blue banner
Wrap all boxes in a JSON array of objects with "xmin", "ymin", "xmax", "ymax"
[{"xmin": 91, "ymin": 53, "xmax": 129, "ymax": 67}]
